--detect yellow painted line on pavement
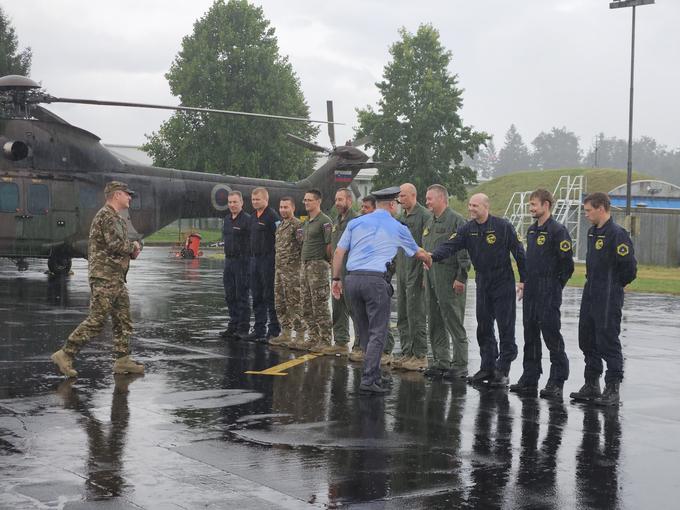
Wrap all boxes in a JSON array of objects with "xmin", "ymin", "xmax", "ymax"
[{"xmin": 245, "ymin": 353, "xmax": 319, "ymax": 376}]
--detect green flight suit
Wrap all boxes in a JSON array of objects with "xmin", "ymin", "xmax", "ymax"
[
  {"xmin": 331, "ymin": 208, "xmax": 358, "ymax": 345},
  {"xmin": 422, "ymin": 207, "xmax": 471, "ymax": 370},
  {"xmin": 396, "ymin": 202, "xmax": 431, "ymax": 357}
]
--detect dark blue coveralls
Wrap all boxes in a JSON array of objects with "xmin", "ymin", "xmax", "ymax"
[
  {"xmin": 250, "ymin": 207, "xmax": 281, "ymax": 338},
  {"xmin": 579, "ymin": 218, "xmax": 636, "ymax": 383},
  {"xmin": 223, "ymin": 210, "xmax": 251, "ymax": 334},
  {"xmin": 431, "ymin": 215, "xmax": 527, "ymax": 375},
  {"xmin": 520, "ymin": 217, "xmax": 574, "ymax": 385}
]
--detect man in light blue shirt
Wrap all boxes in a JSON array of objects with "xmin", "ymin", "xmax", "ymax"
[{"xmin": 332, "ymin": 187, "xmax": 429, "ymax": 395}]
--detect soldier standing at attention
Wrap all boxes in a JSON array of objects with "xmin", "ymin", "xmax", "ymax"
[
  {"xmin": 325, "ymin": 188, "xmax": 358, "ymax": 356},
  {"xmin": 300, "ymin": 189, "xmax": 333, "ymax": 352},
  {"xmin": 426, "ymin": 193, "xmax": 527, "ymax": 387},
  {"xmin": 419, "ymin": 184, "xmax": 470, "ymax": 377},
  {"xmin": 509, "ymin": 189, "xmax": 574, "ymax": 400},
  {"xmin": 392, "ymin": 183, "xmax": 432, "ymax": 371},
  {"xmin": 220, "ymin": 191, "xmax": 252, "ymax": 339},
  {"xmin": 570, "ymin": 192, "xmax": 636, "ymax": 406},
  {"xmin": 270, "ymin": 197, "xmax": 305, "ymax": 348},
  {"xmin": 332, "ymin": 187, "xmax": 431, "ymax": 394},
  {"xmin": 51, "ymin": 181, "xmax": 143, "ymax": 377},
  {"xmin": 241, "ymin": 187, "xmax": 280, "ymax": 342}
]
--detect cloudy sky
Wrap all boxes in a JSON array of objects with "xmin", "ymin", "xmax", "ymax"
[{"xmin": 5, "ymin": 0, "xmax": 680, "ymax": 155}]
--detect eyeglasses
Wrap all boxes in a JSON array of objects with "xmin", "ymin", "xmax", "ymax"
[{"xmin": 303, "ymin": 198, "xmax": 319, "ymax": 202}]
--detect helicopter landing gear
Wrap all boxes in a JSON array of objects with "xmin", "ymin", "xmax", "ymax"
[
  {"xmin": 15, "ymin": 258, "xmax": 29, "ymax": 272},
  {"xmin": 48, "ymin": 255, "xmax": 72, "ymax": 276}
]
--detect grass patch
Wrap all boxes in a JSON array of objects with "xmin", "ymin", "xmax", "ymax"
[
  {"xmin": 145, "ymin": 226, "xmax": 222, "ymax": 245},
  {"xmin": 450, "ymin": 167, "xmax": 650, "ymax": 216}
]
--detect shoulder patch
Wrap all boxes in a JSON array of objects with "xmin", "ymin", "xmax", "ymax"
[
  {"xmin": 559, "ymin": 240, "xmax": 571, "ymax": 252},
  {"xmin": 423, "ymin": 227, "xmax": 429, "ymax": 236},
  {"xmin": 449, "ymin": 232, "xmax": 457, "ymax": 240},
  {"xmin": 332, "ymin": 225, "xmax": 337, "ymax": 233},
  {"xmin": 617, "ymin": 243, "xmax": 630, "ymax": 256},
  {"xmin": 323, "ymin": 222, "xmax": 332, "ymax": 233}
]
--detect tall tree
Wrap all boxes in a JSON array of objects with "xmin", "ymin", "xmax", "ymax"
[
  {"xmin": 0, "ymin": 7, "xmax": 32, "ymax": 76},
  {"xmin": 495, "ymin": 124, "xmax": 531, "ymax": 176},
  {"xmin": 143, "ymin": 0, "xmax": 318, "ymax": 181},
  {"xmin": 356, "ymin": 24, "xmax": 488, "ymax": 202},
  {"xmin": 464, "ymin": 138, "xmax": 497, "ymax": 179},
  {"xmin": 531, "ymin": 126, "xmax": 582, "ymax": 170}
]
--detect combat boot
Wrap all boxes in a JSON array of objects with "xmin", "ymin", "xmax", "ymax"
[
  {"xmin": 391, "ymin": 354, "xmax": 410, "ymax": 370},
  {"xmin": 423, "ymin": 367, "xmax": 447, "ymax": 378},
  {"xmin": 540, "ymin": 381, "xmax": 564, "ymax": 401},
  {"xmin": 488, "ymin": 369, "xmax": 509, "ymax": 388},
  {"xmin": 307, "ymin": 342, "xmax": 330, "ymax": 354},
  {"xmin": 320, "ymin": 344, "xmax": 349, "ymax": 356},
  {"xmin": 380, "ymin": 353, "xmax": 394, "ymax": 366},
  {"xmin": 569, "ymin": 378, "xmax": 601, "ymax": 402},
  {"xmin": 403, "ymin": 356, "xmax": 428, "ymax": 372},
  {"xmin": 467, "ymin": 369, "xmax": 493, "ymax": 385},
  {"xmin": 509, "ymin": 379, "xmax": 538, "ymax": 395},
  {"xmin": 349, "ymin": 349, "xmax": 365, "ymax": 363},
  {"xmin": 269, "ymin": 330, "xmax": 291, "ymax": 346},
  {"xmin": 594, "ymin": 381, "xmax": 620, "ymax": 406},
  {"xmin": 51, "ymin": 349, "xmax": 78, "ymax": 378},
  {"xmin": 113, "ymin": 355, "xmax": 145, "ymax": 374}
]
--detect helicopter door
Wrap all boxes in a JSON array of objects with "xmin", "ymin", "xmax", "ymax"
[
  {"xmin": 0, "ymin": 179, "xmax": 20, "ymax": 256},
  {"xmin": 15, "ymin": 179, "xmax": 53, "ymax": 258},
  {"xmin": 50, "ymin": 179, "xmax": 79, "ymax": 247}
]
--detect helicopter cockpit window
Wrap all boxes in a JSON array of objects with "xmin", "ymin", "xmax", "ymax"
[
  {"xmin": 0, "ymin": 182, "xmax": 20, "ymax": 213},
  {"xmin": 28, "ymin": 184, "xmax": 50, "ymax": 215}
]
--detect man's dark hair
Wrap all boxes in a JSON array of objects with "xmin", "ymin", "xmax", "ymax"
[
  {"xmin": 583, "ymin": 192, "xmax": 611, "ymax": 212},
  {"xmin": 530, "ymin": 188, "xmax": 554, "ymax": 208},
  {"xmin": 362, "ymin": 195, "xmax": 376, "ymax": 208},
  {"xmin": 280, "ymin": 196, "xmax": 296, "ymax": 208},
  {"xmin": 305, "ymin": 189, "xmax": 323, "ymax": 200}
]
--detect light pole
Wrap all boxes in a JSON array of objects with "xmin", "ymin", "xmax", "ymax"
[{"xmin": 609, "ymin": 0, "xmax": 654, "ymax": 233}]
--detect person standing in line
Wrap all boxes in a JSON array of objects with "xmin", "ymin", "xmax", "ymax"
[
  {"xmin": 270, "ymin": 196, "xmax": 306, "ymax": 348},
  {"xmin": 570, "ymin": 192, "xmax": 636, "ymax": 406},
  {"xmin": 219, "ymin": 191, "xmax": 252, "ymax": 340},
  {"xmin": 240, "ymin": 187, "xmax": 280, "ymax": 342},
  {"xmin": 299, "ymin": 189, "xmax": 333, "ymax": 352},
  {"xmin": 419, "ymin": 184, "xmax": 470, "ymax": 378},
  {"xmin": 51, "ymin": 181, "xmax": 143, "ymax": 378},
  {"xmin": 509, "ymin": 189, "xmax": 574, "ymax": 400},
  {"xmin": 332, "ymin": 187, "xmax": 431, "ymax": 394},
  {"xmin": 325, "ymin": 188, "xmax": 358, "ymax": 356},
  {"xmin": 392, "ymin": 183, "xmax": 432, "ymax": 371},
  {"xmin": 426, "ymin": 193, "xmax": 527, "ymax": 387}
]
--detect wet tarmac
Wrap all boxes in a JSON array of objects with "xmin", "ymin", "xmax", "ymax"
[{"xmin": 1, "ymin": 247, "xmax": 679, "ymax": 509}]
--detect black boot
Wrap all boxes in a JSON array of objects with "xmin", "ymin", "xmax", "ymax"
[
  {"xmin": 540, "ymin": 381, "xmax": 564, "ymax": 401},
  {"xmin": 569, "ymin": 378, "xmax": 601, "ymax": 402},
  {"xmin": 488, "ymin": 369, "xmax": 509, "ymax": 388},
  {"xmin": 594, "ymin": 381, "xmax": 620, "ymax": 406},
  {"xmin": 423, "ymin": 367, "xmax": 447, "ymax": 379},
  {"xmin": 467, "ymin": 369, "xmax": 493, "ymax": 385},
  {"xmin": 509, "ymin": 380, "xmax": 538, "ymax": 395}
]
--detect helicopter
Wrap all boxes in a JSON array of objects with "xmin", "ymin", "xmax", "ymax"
[{"xmin": 0, "ymin": 75, "xmax": 381, "ymax": 276}]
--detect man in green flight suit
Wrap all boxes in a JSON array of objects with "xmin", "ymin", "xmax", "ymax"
[
  {"xmin": 325, "ymin": 188, "xmax": 358, "ymax": 355},
  {"xmin": 393, "ymin": 183, "xmax": 431, "ymax": 371},
  {"xmin": 420, "ymin": 184, "xmax": 471, "ymax": 378}
]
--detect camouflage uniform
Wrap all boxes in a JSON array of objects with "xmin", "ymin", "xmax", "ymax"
[
  {"xmin": 300, "ymin": 212, "xmax": 333, "ymax": 346},
  {"xmin": 64, "ymin": 204, "xmax": 135, "ymax": 358},
  {"xmin": 274, "ymin": 216, "xmax": 305, "ymax": 334}
]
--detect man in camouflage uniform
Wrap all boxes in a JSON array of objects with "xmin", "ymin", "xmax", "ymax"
[
  {"xmin": 393, "ymin": 183, "xmax": 431, "ymax": 370},
  {"xmin": 420, "ymin": 184, "xmax": 471, "ymax": 378},
  {"xmin": 271, "ymin": 196, "xmax": 306, "ymax": 348},
  {"xmin": 324, "ymin": 188, "xmax": 357, "ymax": 356},
  {"xmin": 300, "ymin": 189, "xmax": 333, "ymax": 352},
  {"xmin": 51, "ymin": 181, "xmax": 144, "ymax": 378}
]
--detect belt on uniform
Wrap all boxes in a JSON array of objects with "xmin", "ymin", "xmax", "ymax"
[{"xmin": 347, "ymin": 271, "xmax": 386, "ymax": 277}]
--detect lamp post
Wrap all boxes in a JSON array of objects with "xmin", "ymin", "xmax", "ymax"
[{"xmin": 609, "ymin": 0, "xmax": 654, "ymax": 233}]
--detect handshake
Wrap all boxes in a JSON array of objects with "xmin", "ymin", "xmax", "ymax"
[{"xmin": 415, "ymin": 248, "xmax": 433, "ymax": 269}]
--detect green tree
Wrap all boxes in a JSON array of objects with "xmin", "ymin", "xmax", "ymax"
[
  {"xmin": 531, "ymin": 126, "xmax": 582, "ymax": 170},
  {"xmin": 356, "ymin": 24, "xmax": 488, "ymax": 202},
  {"xmin": 495, "ymin": 124, "xmax": 531, "ymax": 176},
  {"xmin": 0, "ymin": 7, "xmax": 32, "ymax": 76},
  {"xmin": 143, "ymin": 0, "xmax": 317, "ymax": 181}
]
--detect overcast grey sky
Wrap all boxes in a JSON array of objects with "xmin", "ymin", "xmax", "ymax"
[{"xmin": 5, "ymin": 0, "xmax": 680, "ymax": 154}]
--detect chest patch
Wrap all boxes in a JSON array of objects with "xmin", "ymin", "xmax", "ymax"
[
  {"xmin": 486, "ymin": 233, "xmax": 496, "ymax": 245},
  {"xmin": 423, "ymin": 227, "xmax": 429, "ymax": 236},
  {"xmin": 595, "ymin": 238, "xmax": 604, "ymax": 250},
  {"xmin": 536, "ymin": 234, "xmax": 546, "ymax": 246}
]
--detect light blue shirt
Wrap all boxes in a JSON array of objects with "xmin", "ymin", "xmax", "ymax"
[{"xmin": 338, "ymin": 209, "xmax": 420, "ymax": 272}]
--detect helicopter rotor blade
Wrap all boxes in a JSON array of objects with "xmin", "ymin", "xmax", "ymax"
[
  {"xmin": 42, "ymin": 96, "xmax": 343, "ymax": 126},
  {"xmin": 351, "ymin": 135, "xmax": 372, "ymax": 147},
  {"xmin": 326, "ymin": 100, "xmax": 336, "ymax": 147},
  {"xmin": 285, "ymin": 133, "xmax": 331, "ymax": 153}
]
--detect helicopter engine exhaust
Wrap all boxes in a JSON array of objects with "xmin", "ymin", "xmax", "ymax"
[{"xmin": 2, "ymin": 140, "xmax": 29, "ymax": 161}]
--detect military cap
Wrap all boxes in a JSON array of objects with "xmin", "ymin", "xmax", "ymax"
[
  {"xmin": 370, "ymin": 186, "xmax": 401, "ymax": 201},
  {"xmin": 105, "ymin": 181, "xmax": 136, "ymax": 196}
]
